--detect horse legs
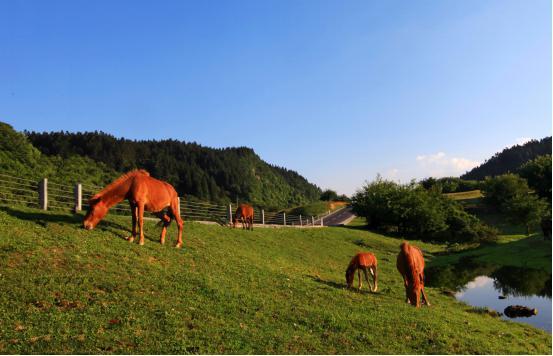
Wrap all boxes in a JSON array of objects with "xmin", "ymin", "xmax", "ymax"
[
  {"xmin": 159, "ymin": 213, "xmax": 171, "ymax": 245},
  {"xmin": 421, "ymin": 286, "xmax": 431, "ymax": 306},
  {"xmin": 127, "ymin": 203, "xmax": 137, "ymax": 243},
  {"xmin": 137, "ymin": 203, "xmax": 145, "ymax": 246},
  {"xmin": 362, "ymin": 268, "xmax": 373, "ymax": 292},
  {"xmin": 170, "ymin": 198, "xmax": 184, "ymax": 249},
  {"xmin": 370, "ymin": 266, "xmax": 378, "ymax": 292},
  {"xmin": 357, "ymin": 269, "xmax": 362, "ymax": 290},
  {"xmin": 403, "ymin": 276, "xmax": 410, "ymax": 304},
  {"xmin": 249, "ymin": 217, "xmax": 253, "ymax": 230}
]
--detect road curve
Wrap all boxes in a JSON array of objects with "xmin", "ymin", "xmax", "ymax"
[{"xmin": 322, "ymin": 206, "xmax": 356, "ymax": 226}]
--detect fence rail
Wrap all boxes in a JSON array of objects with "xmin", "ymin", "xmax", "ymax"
[{"xmin": 0, "ymin": 173, "xmax": 332, "ymax": 227}]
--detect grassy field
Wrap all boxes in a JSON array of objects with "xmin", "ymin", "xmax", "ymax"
[
  {"xmin": 0, "ymin": 205, "xmax": 551, "ymax": 354},
  {"xmin": 443, "ymin": 190, "xmax": 483, "ymax": 200}
]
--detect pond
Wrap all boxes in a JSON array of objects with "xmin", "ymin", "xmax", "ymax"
[{"xmin": 426, "ymin": 258, "xmax": 552, "ymax": 333}]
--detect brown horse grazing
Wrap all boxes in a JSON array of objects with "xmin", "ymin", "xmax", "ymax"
[
  {"xmin": 233, "ymin": 204, "xmax": 254, "ymax": 230},
  {"xmin": 345, "ymin": 252, "xmax": 378, "ymax": 292},
  {"xmin": 83, "ymin": 170, "xmax": 184, "ymax": 248},
  {"xmin": 396, "ymin": 241, "xmax": 430, "ymax": 307}
]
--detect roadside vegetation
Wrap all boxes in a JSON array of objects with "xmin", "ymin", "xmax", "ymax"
[{"xmin": 0, "ymin": 205, "xmax": 550, "ymax": 354}]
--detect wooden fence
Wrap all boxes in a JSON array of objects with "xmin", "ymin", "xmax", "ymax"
[{"xmin": 0, "ymin": 173, "xmax": 328, "ymax": 227}]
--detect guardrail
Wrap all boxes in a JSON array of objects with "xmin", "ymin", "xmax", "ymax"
[{"xmin": 0, "ymin": 173, "xmax": 333, "ymax": 227}]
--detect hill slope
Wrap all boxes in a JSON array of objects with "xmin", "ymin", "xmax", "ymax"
[
  {"xmin": 24, "ymin": 128, "xmax": 321, "ymax": 208},
  {"xmin": 0, "ymin": 205, "xmax": 550, "ymax": 354},
  {"xmin": 0, "ymin": 122, "xmax": 119, "ymax": 187},
  {"xmin": 461, "ymin": 137, "xmax": 551, "ymax": 180}
]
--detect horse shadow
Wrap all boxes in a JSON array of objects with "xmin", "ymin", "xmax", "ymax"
[
  {"xmin": 306, "ymin": 275, "xmax": 380, "ymax": 296},
  {"xmin": 0, "ymin": 206, "xmax": 137, "ymax": 240}
]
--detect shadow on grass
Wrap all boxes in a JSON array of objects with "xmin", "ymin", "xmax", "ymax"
[
  {"xmin": 0, "ymin": 205, "xmax": 145, "ymax": 240},
  {"xmin": 306, "ymin": 275, "xmax": 381, "ymax": 296}
]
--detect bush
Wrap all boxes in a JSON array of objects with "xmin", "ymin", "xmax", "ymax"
[{"xmin": 352, "ymin": 177, "xmax": 496, "ymax": 243}]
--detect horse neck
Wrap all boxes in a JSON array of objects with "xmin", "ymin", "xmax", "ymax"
[
  {"xmin": 98, "ymin": 178, "xmax": 133, "ymax": 208},
  {"xmin": 403, "ymin": 250, "xmax": 420, "ymax": 287}
]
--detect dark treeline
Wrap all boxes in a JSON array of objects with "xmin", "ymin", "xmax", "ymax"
[
  {"xmin": 461, "ymin": 137, "xmax": 551, "ymax": 180},
  {"xmin": 25, "ymin": 130, "xmax": 321, "ymax": 209}
]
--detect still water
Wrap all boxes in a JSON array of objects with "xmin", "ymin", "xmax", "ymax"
[
  {"xmin": 456, "ymin": 275, "xmax": 551, "ymax": 332},
  {"xmin": 426, "ymin": 260, "xmax": 552, "ymax": 333}
]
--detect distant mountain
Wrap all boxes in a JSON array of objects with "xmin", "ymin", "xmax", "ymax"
[
  {"xmin": 24, "ymin": 128, "xmax": 321, "ymax": 209},
  {"xmin": 461, "ymin": 137, "xmax": 552, "ymax": 180}
]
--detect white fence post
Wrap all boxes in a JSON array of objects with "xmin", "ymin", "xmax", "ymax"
[
  {"xmin": 38, "ymin": 178, "xmax": 48, "ymax": 210},
  {"xmin": 311, "ymin": 216, "xmax": 315, "ymax": 226},
  {"xmin": 262, "ymin": 209, "xmax": 265, "ymax": 225},
  {"xmin": 321, "ymin": 217, "xmax": 324, "ymax": 227},
  {"xmin": 228, "ymin": 204, "xmax": 233, "ymax": 225},
  {"xmin": 299, "ymin": 214, "xmax": 302, "ymax": 226},
  {"xmin": 283, "ymin": 212, "xmax": 286, "ymax": 226},
  {"xmin": 74, "ymin": 183, "xmax": 82, "ymax": 212}
]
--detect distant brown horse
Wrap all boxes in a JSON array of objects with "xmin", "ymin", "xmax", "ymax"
[
  {"xmin": 346, "ymin": 252, "xmax": 378, "ymax": 292},
  {"xmin": 83, "ymin": 170, "xmax": 184, "ymax": 248},
  {"xmin": 396, "ymin": 242, "xmax": 430, "ymax": 307},
  {"xmin": 233, "ymin": 204, "xmax": 254, "ymax": 230}
]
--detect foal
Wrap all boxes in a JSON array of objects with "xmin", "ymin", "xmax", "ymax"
[{"xmin": 345, "ymin": 252, "xmax": 378, "ymax": 292}]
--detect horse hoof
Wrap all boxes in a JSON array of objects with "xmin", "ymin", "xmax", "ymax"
[
  {"xmin": 175, "ymin": 243, "xmax": 182, "ymax": 249},
  {"xmin": 139, "ymin": 241, "xmax": 144, "ymax": 246},
  {"xmin": 127, "ymin": 237, "xmax": 134, "ymax": 242}
]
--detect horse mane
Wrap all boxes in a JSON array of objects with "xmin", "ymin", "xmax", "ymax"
[
  {"xmin": 93, "ymin": 169, "xmax": 150, "ymax": 199},
  {"xmin": 401, "ymin": 242, "xmax": 421, "ymax": 289}
]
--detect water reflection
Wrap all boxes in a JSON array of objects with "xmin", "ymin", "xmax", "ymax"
[{"xmin": 426, "ymin": 258, "xmax": 552, "ymax": 332}]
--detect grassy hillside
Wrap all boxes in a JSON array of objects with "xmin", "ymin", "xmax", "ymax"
[{"xmin": 0, "ymin": 205, "xmax": 550, "ymax": 354}]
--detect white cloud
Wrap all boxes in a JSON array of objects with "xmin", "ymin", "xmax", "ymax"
[{"xmin": 416, "ymin": 152, "xmax": 480, "ymax": 177}]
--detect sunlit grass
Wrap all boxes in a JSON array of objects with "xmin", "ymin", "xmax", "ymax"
[{"xmin": 0, "ymin": 205, "xmax": 550, "ymax": 354}]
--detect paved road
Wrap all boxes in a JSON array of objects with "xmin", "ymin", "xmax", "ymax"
[{"xmin": 322, "ymin": 206, "xmax": 356, "ymax": 226}]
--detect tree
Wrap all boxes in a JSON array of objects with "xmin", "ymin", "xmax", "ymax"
[
  {"xmin": 482, "ymin": 174, "xmax": 531, "ymax": 210},
  {"xmin": 320, "ymin": 189, "xmax": 338, "ymax": 201},
  {"xmin": 519, "ymin": 155, "xmax": 552, "ymax": 202},
  {"xmin": 504, "ymin": 194, "xmax": 548, "ymax": 235}
]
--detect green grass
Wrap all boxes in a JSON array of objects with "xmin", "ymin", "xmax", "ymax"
[
  {"xmin": 443, "ymin": 190, "xmax": 483, "ymax": 201},
  {"xmin": 0, "ymin": 205, "xmax": 550, "ymax": 354}
]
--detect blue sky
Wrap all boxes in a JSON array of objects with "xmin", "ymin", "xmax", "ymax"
[{"xmin": 1, "ymin": 0, "xmax": 551, "ymax": 195}]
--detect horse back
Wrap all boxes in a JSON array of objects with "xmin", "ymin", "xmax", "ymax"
[
  {"xmin": 236, "ymin": 204, "xmax": 254, "ymax": 218},
  {"xmin": 129, "ymin": 175, "xmax": 177, "ymax": 208},
  {"xmin": 354, "ymin": 252, "xmax": 377, "ymax": 268}
]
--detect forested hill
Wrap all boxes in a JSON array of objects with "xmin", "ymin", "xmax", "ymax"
[
  {"xmin": 24, "ymin": 128, "xmax": 321, "ymax": 208},
  {"xmin": 461, "ymin": 137, "xmax": 552, "ymax": 180}
]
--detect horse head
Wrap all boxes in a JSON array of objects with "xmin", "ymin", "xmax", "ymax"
[
  {"xmin": 83, "ymin": 195, "xmax": 108, "ymax": 230},
  {"xmin": 407, "ymin": 284, "xmax": 422, "ymax": 307},
  {"xmin": 345, "ymin": 266, "xmax": 355, "ymax": 288}
]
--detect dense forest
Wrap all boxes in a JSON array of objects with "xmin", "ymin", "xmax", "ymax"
[
  {"xmin": 461, "ymin": 137, "xmax": 551, "ymax": 180},
  {"xmin": 23, "ymin": 126, "xmax": 321, "ymax": 208}
]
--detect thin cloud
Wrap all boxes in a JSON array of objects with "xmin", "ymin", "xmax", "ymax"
[{"xmin": 416, "ymin": 152, "xmax": 480, "ymax": 177}]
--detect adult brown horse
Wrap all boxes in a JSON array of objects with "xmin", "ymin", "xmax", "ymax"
[
  {"xmin": 396, "ymin": 241, "xmax": 430, "ymax": 307},
  {"xmin": 345, "ymin": 252, "xmax": 378, "ymax": 292},
  {"xmin": 83, "ymin": 170, "xmax": 184, "ymax": 248},
  {"xmin": 233, "ymin": 204, "xmax": 254, "ymax": 230}
]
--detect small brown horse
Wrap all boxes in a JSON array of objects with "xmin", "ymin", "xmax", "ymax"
[
  {"xmin": 345, "ymin": 252, "xmax": 378, "ymax": 292},
  {"xmin": 83, "ymin": 170, "xmax": 184, "ymax": 248},
  {"xmin": 396, "ymin": 241, "xmax": 430, "ymax": 307},
  {"xmin": 233, "ymin": 204, "xmax": 254, "ymax": 230}
]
